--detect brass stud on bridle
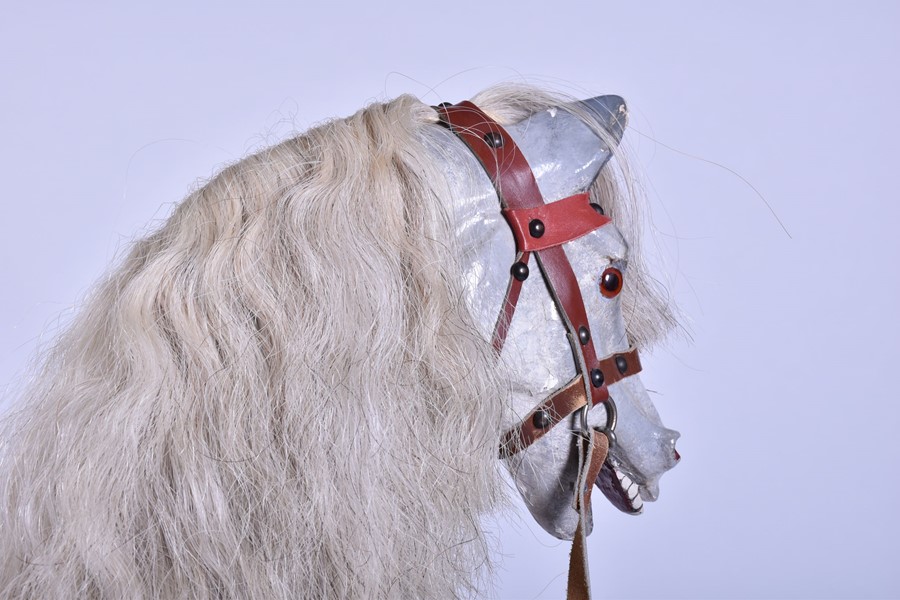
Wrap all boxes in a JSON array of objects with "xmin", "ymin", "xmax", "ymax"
[
  {"xmin": 578, "ymin": 326, "xmax": 591, "ymax": 345},
  {"xmin": 528, "ymin": 219, "xmax": 545, "ymax": 238},
  {"xmin": 532, "ymin": 409, "xmax": 552, "ymax": 430},
  {"xmin": 483, "ymin": 131, "xmax": 504, "ymax": 148},
  {"xmin": 510, "ymin": 261, "xmax": 529, "ymax": 281}
]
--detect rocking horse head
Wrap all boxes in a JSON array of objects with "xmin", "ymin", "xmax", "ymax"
[
  {"xmin": 0, "ymin": 85, "xmax": 678, "ymax": 598},
  {"xmin": 423, "ymin": 90, "xmax": 680, "ymax": 541}
]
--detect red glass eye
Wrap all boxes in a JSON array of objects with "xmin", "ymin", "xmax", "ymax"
[{"xmin": 599, "ymin": 267, "xmax": 623, "ymax": 298}]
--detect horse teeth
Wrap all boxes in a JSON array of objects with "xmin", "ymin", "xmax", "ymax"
[{"xmin": 615, "ymin": 468, "xmax": 643, "ymax": 510}]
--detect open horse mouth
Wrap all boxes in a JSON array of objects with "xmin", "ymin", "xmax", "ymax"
[
  {"xmin": 596, "ymin": 447, "xmax": 681, "ymax": 515},
  {"xmin": 595, "ymin": 460, "xmax": 644, "ymax": 514}
]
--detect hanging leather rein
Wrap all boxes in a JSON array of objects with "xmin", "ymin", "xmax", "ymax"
[{"xmin": 436, "ymin": 101, "xmax": 643, "ymax": 599}]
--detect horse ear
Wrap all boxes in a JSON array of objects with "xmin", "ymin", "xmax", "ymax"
[
  {"xmin": 572, "ymin": 95, "xmax": 628, "ymax": 146},
  {"xmin": 503, "ymin": 94, "xmax": 629, "ymax": 197}
]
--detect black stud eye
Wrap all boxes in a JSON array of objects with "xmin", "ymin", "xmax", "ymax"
[
  {"xmin": 599, "ymin": 267, "xmax": 623, "ymax": 298},
  {"xmin": 532, "ymin": 409, "xmax": 551, "ymax": 429},
  {"xmin": 590, "ymin": 202, "xmax": 605, "ymax": 216},
  {"xmin": 528, "ymin": 219, "xmax": 545, "ymax": 238},
  {"xmin": 510, "ymin": 261, "xmax": 529, "ymax": 282},
  {"xmin": 437, "ymin": 102, "xmax": 453, "ymax": 108},
  {"xmin": 483, "ymin": 131, "xmax": 504, "ymax": 148},
  {"xmin": 578, "ymin": 326, "xmax": 591, "ymax": 345},
  {"xmin": 590, "ymin": 368, "xmax": 604, "ymax": 388},
  {"xmin": 615, "ymin": 355, "xmax": 628, "ymax": 374}
]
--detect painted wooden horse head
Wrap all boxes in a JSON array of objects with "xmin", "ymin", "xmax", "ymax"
[{"xmin": 426, "ymin": 94, "xmax": 680, "ymax": 541}]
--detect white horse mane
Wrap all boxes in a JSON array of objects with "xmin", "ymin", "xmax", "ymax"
[{"xmin": 0, "ymin": 85, "xmax": 674, "ymax": 598}]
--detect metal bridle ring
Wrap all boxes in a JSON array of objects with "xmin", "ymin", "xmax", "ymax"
[
  {"xmin": 578, "ymin": 404, "xmax": 590, "ymax": 441},
  {"xmin": 595, "ymin": 397, "xmax": 618, "ymax": 447}
]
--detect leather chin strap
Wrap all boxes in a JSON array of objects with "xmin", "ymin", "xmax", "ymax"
[{"xmin": 436, "ymin": 101, "xmax": 642, "ymax": 600}]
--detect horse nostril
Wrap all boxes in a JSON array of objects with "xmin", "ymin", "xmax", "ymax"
[{"xmin": 674, "ymin": 448, "xmax": 681, "ymax": 462}]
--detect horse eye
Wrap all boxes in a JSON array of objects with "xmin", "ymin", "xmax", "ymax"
[{"xmin": 599, "ymin": 267, "xmax": 623, "ymax": 298}]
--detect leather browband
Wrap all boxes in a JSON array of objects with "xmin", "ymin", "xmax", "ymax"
[{"xmin": 503, "ymin": 193, "xmax": 610, "ymax": 252}]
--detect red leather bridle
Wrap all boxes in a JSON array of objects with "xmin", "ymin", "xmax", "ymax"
[
  {"xmin": 435, "ymin": 101, "xmax": 643, "ymax": 454},
  {"xmin": 436, "ymin": 100, "xmax": 644, "ymax": 599}
]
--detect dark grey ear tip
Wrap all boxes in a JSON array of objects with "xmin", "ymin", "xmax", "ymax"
[{"xmin": 576, "ymin": 95, "xmax": 628, "ymax": 144}]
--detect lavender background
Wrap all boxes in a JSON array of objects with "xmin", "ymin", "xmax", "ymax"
[{"xmin": 1, "ymin": 2, "xmax": 898, "ymax": 598}]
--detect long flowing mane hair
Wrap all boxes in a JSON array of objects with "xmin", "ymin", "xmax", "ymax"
[{"xmin": 0, "ymin": 86, "xmax": 673, "ymax": 599}]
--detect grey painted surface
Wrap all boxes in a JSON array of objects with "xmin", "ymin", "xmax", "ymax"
[{"xmin": 1, "ymin": 2, "xmax": 897, "ymax": 598}]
